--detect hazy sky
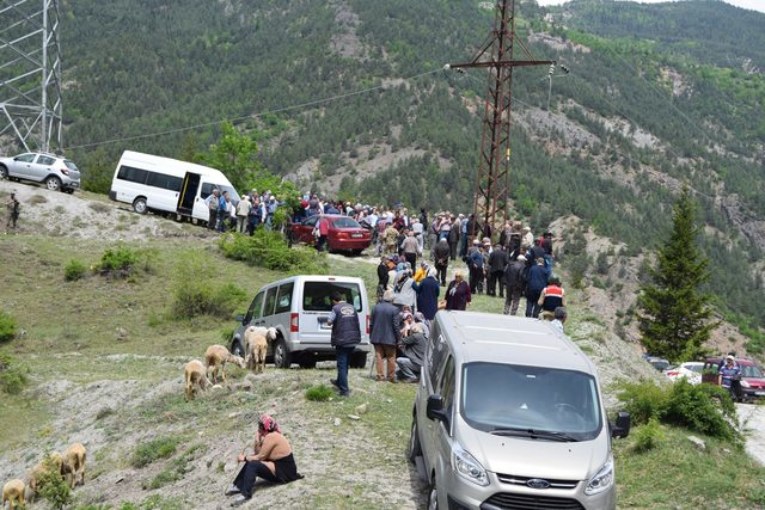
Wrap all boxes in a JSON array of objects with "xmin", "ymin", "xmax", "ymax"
[{"xmin": 536, "ymin": 0, "xmax": 765, "ymax": 14}]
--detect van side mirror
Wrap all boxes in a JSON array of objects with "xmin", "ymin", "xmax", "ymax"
[
  {"xmin": 426, "ymin": 395, "xmax": 449, "ymax": 425},
  {"xmin": 610, "ymin": 411, "xmax": 631, "ymax": 439},
  {"xmin": 235, "ymin": 314, "xmax": 245, "ymax": 324}
]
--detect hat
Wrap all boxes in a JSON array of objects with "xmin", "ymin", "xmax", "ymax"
[
  {"xmin": 482, "ymin": 237, "xmax": 491, "ymax": 244},
  {"xmin": 241, "ymin": 194, "xmax": 247, "ymax": 199},
  {"xmin": 726, "ymin": 354, "xmax": 735, "ymax": 360},
  {"xmin": 517, "ymin": 254, "xmax": 527, "ymax": 262},
  {"xmin": 483, "ymin": 241, "xmax": 491, "ymax": 247},
  {"xmin": 472, "ymin": 239, "xmax": 481, "ymax": 245}
]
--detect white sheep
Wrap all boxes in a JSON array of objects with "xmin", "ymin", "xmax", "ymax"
[
  {"xmin": 184, "ymin": 359, "xmax": 211, "ymax": 400},
  {"xmin": 26, "ymin": 451, "xmax": 62, "ymax": 496},
  {"xmin": 61, "ymin": 442, "xmax": 86, "ymax": 488},
  {"xmin": 204, "ymin": 344, "xmax": 246, "ymax": 384},
  {"xmin": 243, "ymin": 326, "xmax": 277, "ymax": 374},
  {"xmin": 2, "ymin": 479, "xmax": 25, "ymax": 509}
]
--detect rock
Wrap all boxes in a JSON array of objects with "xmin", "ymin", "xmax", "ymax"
[
  {"xmin": 347, "ymin": 415, "xmax": 360, "ymax": 420},
  {"xmin": 355, "ymin": 403, "xmax": 368, "ymax": 415},
  {"xmin": 115, "ymin": 327, "xmax": 129, "ymax": 341},
  {"xmin": 333, "ymin": 417, "xmax": 341, "ymax": 426},
  {"xmin": 228, "ymin": 411, "xmax": 241, "ymax": 419},
  {"xmin": 687, "ymin": 435, "xmax": 706, "ymax": 451},
  {"xmin": 211, "ymin": 384, "xmax": 224, "ymax": 391},
  {"xmin": 238, "ymin": 381, "xmax": 253, "ymax": 392}
]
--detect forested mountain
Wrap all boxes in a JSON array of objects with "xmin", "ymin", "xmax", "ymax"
[{"xmin": 3, "ymin": 0, "xmax": 764, "ymax": 347}]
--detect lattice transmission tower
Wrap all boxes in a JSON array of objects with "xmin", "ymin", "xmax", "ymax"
[
  {"xmin": 0, "ymin": 0, "xmax": 63, "ymax": 153},
  {"xmin": 449, "ymin": 0, "xmax": 552, "ymax": 236}
]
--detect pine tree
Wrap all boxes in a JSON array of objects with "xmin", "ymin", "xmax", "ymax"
[{"xmin": 637, "ymin": 188, "xmax": 716, "ymax": 362}]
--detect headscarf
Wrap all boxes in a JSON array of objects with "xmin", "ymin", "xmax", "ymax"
[{"xmin": 259, "ymin": 414, "xmax": 281, "ymax": 434}]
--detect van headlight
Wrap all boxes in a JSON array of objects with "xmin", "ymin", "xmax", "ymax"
[
  {"xmin": 452, "ymin": 443, "xmax": 489, "ymax": 486},
  {"xmin": 585, "ymin": 456, "xmax": 614, "ymax": 496}
]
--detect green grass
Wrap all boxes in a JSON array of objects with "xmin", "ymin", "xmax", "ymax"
[{"xmin": 131, "ymin": 436, "xmax": 182, "ymax": 468}]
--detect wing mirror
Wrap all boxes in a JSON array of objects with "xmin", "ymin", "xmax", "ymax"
[
  {"xmin": 426, "ymin": 395, "xmax": 449, "ymax": 425},
  {"xmin": 610, "ymin": 411, "xmax": 631, "ymax": 439}
]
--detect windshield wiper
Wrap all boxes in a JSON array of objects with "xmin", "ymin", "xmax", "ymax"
[{"xmin": 490, "ymin": 428, "xmax": 578, "ymax": 442}]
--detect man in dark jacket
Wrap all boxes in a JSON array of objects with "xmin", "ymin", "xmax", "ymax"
[
  {"xmin": 376, "ymin": 256, "xmax": 390, "ymax": 302},
  {"xmin": 412, "ymin": 267, "xmax": 440, "ymax": 321},
  {"xmin": 327, "ymin": 291, "xmax": 361, "ymax": 396},
  {"xmin": 487, "ymin": 243, "xmax": 508, "ymax": 297},
  {"xmin": 525, "ymin": 257, "xmax": 549, "ymax": 318},
  {"xmin": 369, "ymin": 290, "xmax": 402, "ymax": 382},
  {"xmin": 396, "ymin": 323, "xmax": 428, "ymax": 382},
  {"xmin": 503, "ymin": 255, "xmax": 527, "ymax": 315},
  {"xmin": 433, "ymin": 238, "xmax": 451, "ymax": 286}
]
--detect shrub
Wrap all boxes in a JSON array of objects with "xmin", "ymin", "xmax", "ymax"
[
  {"xmin": 89, "ymin": 202, "xmax": 111, "ymax": 213},
  {"xmin": 37, "ymin": 454, "xmax": 72, "ymax": 509},
  {"xmin": 169, "ymin": 253, "xmax": 247, "ymax": 320},
  {"xmin": 617, "ymin": 381, "xmax": 669, "ymax": 425},
  {"xmin": 218, "ymin": 230, "xmax": 328, "ymax": 273},
  {"xmin": 305, "ymin": 384, "xmax": 334, "ymax": 401},
  {"xmin": 632, "ymin": 417, "xmax": 664, "ymax": 452},
  {"xmin": 0, "ymin": 354, "xmax": 28, "ymax": 395},
  {"xmin": 131, "ymin": 437, "xmax": 180, "ymax": 468},
  {"xmin": 28, "ymin": 194, "xmax": 48, "ymax": 204},
  {"xmin": 0, "ymin": 310, "xmax": 17, "ymax": 343},
  {"xmin": 662, "ymin": 379, "xmax": 738, "ymax": 441},
  {"xmin": 64, "ymin": 259, "xmax": 88, "ymax": 281}
]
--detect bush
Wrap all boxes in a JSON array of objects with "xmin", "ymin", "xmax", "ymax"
[
  {"xmin": 617, "ymin": 381, "xmax": 669, "ymax": 425},
  {"xmin": 37, "ymin": 454, "xmax": 72, "ymax": 509},
  {"xmin": 98, "ymin": 244, "xmax": 139, "ymax": 272},
  {"xmin": 169, "ymin": 253, "xmax": 247, "ymax": 320},
  {"xmin": 64, "ymin": 259, "xmax": 88, "ymax": 281},
  {"xmin": 632, "ymin": 417, "xmax": 664, "ymax": 452},
  {"xmin": 131, "ymin": 437, "xmax": 180, "ymax": 468},
  {"xmin": 305, "ymin": 384, "xmax": 334, "ymax": 401},
  {"xmin": 218, "ymin": 230, "xmax": 328, "ymax": 273},
  {"xmin": 0, "ymin": 354, "xmax": 27, "ymax": 395},
  {"xmin": 0, "ymin": 310, "xmax": 17, "ymax": 343}
]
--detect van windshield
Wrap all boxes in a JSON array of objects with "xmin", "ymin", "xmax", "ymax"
[
  {"xmin": 461, "ymin": 362, "xmax": 602, "ymax": 442},
  {"xmin": 302, "ymin": 282, "xmax": 363, "ymax": 312}
]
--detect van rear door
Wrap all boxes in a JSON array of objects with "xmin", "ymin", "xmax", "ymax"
[
  {"xmin": 177, "ymin": 172, "xmax": 201, "ymax": 217},
  {"xmin": 299, "ymin": 280, "xmax": 365, "ymax": 344}
]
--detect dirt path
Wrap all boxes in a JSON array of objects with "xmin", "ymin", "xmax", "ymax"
[{"xmin": 737, "ymin": 403, "xmax": 765, "ymax": 466}]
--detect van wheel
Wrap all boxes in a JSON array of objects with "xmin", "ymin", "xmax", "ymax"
[
  {"xmin": 427, "ymin": 476, "xmax": 439, "ymax": 510},
  {"xmin": 349, "ymin": 352, "xmax": 367, "ymax": 369},
  {"xmin": 0, "ymin": 166, "xmax": 7, "ymax": 179},
  {"xmin": 133, "ymin": 197, "xmax": 148, "ymax": 215},
  {"xmin": 231, "ymin": 339, "xmax": 244, "ymax": 358},
  {"xmin": 407, "ymin": 416, "xmax": 421, "ymax": 464},
  {"xmin": 273, "ymin": 338, "xmax": 292, "ymax": 369},
  {"xmin": 45, "ymin": 176, "xmax": 62, "ymax": 191}
]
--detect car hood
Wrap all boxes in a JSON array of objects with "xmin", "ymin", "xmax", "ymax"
[
  {"xmin": 457, "ymin": 418, "xmax": 609, "ymax": 481},
  {"xmin": 743, "ymin": 377, "xmax": 765, "ymax": 388}
]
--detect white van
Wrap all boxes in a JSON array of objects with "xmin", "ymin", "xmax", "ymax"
[
  {"xmin": 231, "ymin": 275, "xmax": 372, "ymax": 369},
  {"xmin": 409, "ymin": 311, "xmax": 630, "ymax": 510},
  {"xmin": 108, "ymin": 150, "xmax": 238, "ymax": 223}
]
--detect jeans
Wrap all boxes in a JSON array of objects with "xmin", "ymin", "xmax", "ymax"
[
  {"xmin": 503, "ymin": 288, "xmax": 522, "ymax": 315},
  {"xmin": 233, "ymin": 460, "xmax": 280, "ymax": 498},
  {"xmin": 335, "ymin": 345, "xmax": 354, "ymax": 395},
  {"xmin": 396, "ymin": 357, "xmax": 420, "ymax": 381}
]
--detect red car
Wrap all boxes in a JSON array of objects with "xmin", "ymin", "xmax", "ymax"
[
  {"xmin": 291, "ymin": 215, "xmax": 372, "ymax": 254},
  {"xmin": 702, "ymin": 356, "xmax": 765, "ymax": 401}
]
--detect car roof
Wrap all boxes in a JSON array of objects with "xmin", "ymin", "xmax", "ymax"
[
  {"xmin": 435, "ymin": 311, "xmax": 597, "ymax": 375},
  {"xmin": 259, "ymin": 274, "xmax": 365, "ymax": 289},
  {"xmin": 705, "ymin": 356, "xmax": 756, "ymax": 366}
]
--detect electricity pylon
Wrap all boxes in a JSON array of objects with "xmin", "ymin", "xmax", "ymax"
[
  {"xmin": 0, "ymin": 0, "xmax": 63, "ymax": 153},
  {"xmin": 449, "ymin": 0, "xmax": 552, "ymax": 237}
]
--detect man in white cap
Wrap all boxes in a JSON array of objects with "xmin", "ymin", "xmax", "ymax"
[
  {"xmin": 235, "ymin": 194, "xmax": 252, "ymax": 233},
  {"xmin": 503, "ymin": 254, "xmax": 527, "ymax": 315}
]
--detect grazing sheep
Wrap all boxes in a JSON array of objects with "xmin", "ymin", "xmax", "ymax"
[
  {"xmin": 27, "ymin": 452, "xmax": 63, "ymax": 495},
  {"xmin": 2, "ymin": 479, "xmax": 25, "ymax": 509},
  {"xmin": 184, "ymin": 359, "xmax": 211, "ymax": 400},
  {"xmin": 61, "ymin": 442, "xmax": 86, "ymax": 488},
  {"xmin": 243, "ymin": 326, "xmax": 277, "ymax": 374},
  {"xmin": 204, "ymin": 344, "xmax": 246, "ymax": 384}
]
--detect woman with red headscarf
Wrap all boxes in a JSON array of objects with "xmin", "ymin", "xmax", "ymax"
[{"xmin": 227, "ymin": 414, "xmax": 302, "ymax": 506}]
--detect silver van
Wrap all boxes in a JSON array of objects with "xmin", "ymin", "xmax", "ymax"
[
  {"xmin": 409, "ymin": 311, "xmax": 630, "ymax": 510},
  {"xmin": 231, "ymin": 275, "xmax": 371, "ymax": 369}
]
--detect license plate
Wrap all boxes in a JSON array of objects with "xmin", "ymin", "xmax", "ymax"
[{"xmin": 351, "ymin": 233, "xmax": 363, "ymax": 238}]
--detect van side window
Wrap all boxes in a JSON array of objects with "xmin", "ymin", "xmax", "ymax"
[
  {"xmin": 117, "ymin": 165, "xmax": 149, "ymax": 184},
  {"xmin": 246, "ymin": 292, "xmax": 265, "ymax": 323},
  {"xmin": 429, "ymin": 334, "xmax": 447, "ymax": 387},
  {"xmin": 263, "ymin": 287, "xmax": 278, "ymax": 317},
  {"xmin": 275, "ymin": 283, "xmax": 294, "ymax": 314},
  {"xmin": 439, "ymin": 355, "xmax": 456, "ymax": 416}
]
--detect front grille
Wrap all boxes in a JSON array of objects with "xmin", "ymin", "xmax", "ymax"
[
  {"xmin": 497, "ymin": 473, "xmax": 579, "ymax": 490},
  {"xmin": 481, "ymin": 492, "xmax": 585, "ymax": 510}
]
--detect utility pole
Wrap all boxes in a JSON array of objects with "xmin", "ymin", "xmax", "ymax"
[
  {"xmin": 449, "ymin": 0, "xmax": 552, "ymax": 239},
  {"xmin": 0, "ymin": 0, "xmax": 63, "ymax": 153}
]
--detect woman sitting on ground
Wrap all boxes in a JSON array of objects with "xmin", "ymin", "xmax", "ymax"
[{"xmin": 227, "ymin": 414, "xmax": 303, "ymax": 506}]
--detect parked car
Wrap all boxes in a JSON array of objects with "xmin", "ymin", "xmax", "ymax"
[
  {"xmin": 663, "ymin": 361, "xmax": 704, "ymax": 385},
  {"xmin": 230, "ymin": 275, "xmax": 371, "ymax": 369},
  {"xmin": 409, "ymin": 311, "xmax": 630, "ymax": 510},
  {"xmin": 290, "ymin": 214, "xmax": 372, "ymax": 254},
  {"xmin": 0, "ymin": 152, "xmax": 80, "ymax": 193},
  {"xmin": 644, "ymin": 355, "xmax": 671, "ymax": 372},
  {"xmin": 702, "ymin": 356, "xmax": 765, "ymax": 401}
]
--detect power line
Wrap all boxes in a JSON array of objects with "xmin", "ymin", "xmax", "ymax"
[{"xmin": 63, "ymin": 68, "xmax": 444, "ymax": 151}]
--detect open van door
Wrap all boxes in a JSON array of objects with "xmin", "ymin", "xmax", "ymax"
[{"xmin": 177, "ymin": 172, "xmax": 201, "ymax": 217}]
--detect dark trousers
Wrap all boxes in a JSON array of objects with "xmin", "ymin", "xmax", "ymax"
[
  {"xmin": 488, "ymin": 270, "xmax": 503, "ymax": 296},
  {"xmin": 435, "ymin": 263, "xmax": 448, "ymax": 286},
  {"xmin": 469, "ymin": 267, "xmax": 483, "ymax": 294},
  {"xmin": 525, "ymin": 291, "xmax": 542, "ymax": 318},
  {"xmin": 504, "ymin": 288, "xmax": 522, "ymax": 315},
  {"xmin": 404, "ymin": 252, "xmax": 417, "ymax": 268},
  {"xmin": 208, "ymin": 209, "xmax": 217, "ymax": 229},
  {"xmin": 316, "ymin": 235, "xmax": 327, "ymax": 252},
  {"xmin": 335, "ymin": 345, "xmax": 354, "ymax": 395},
  {"xmin": 233, "ymin": 460, "xmax": 280, "ymax": 498}
]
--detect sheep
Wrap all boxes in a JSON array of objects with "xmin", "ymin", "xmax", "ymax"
[
  {"xmin": 204, "ymin": 344, "xmax": 246, "ymax": 384},
  {"xmin": 61, "ymin": 442, "xmax": 86, "ymax": 488},
  {"xmin": 243, "ymin": 326, "xmax": 277, "ymax": 374},
  {"xmin": 184, "ymin": 359, "xmax": 211, "ymax": 400},
  {"xmin": 2, "ymin": 479, "xmax": 25, "ymax": 509},
  {"xmin": 26, "ymin": 451, "xmax": 62, "ymax": 495}
]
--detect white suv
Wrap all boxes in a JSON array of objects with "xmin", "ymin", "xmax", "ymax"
[{"xmin": 0, "ymin": 152, "xmax": 81, "ymax": 193}]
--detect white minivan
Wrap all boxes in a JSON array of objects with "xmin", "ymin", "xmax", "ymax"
[
  {"xmin": 231, "ymin": 275, "xmax": 372, "ymax": 369},
  {"xmin": 409, "ymin": 311, "xmax": 630, "ymax": 510},
  {"xmin": 108, "ymin": 150, "xmax": 238, "ymax": 224}
]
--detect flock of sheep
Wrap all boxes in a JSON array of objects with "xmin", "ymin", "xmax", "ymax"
[
  {"xmin": 2, "ymin": 442, "xmax": 86, "ymax": 509},
  {"xmin": 183, "ymin": 326, "xmax": 278, "ymax": 400}
]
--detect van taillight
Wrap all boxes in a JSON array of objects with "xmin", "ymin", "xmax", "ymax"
[
  {"xmin": 290, "ymin": 313, "xmax": 299, "ymax": 333},
  {"xmin": 366, "ymin": 314, "xmax": 370, "ymax": 334}
]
